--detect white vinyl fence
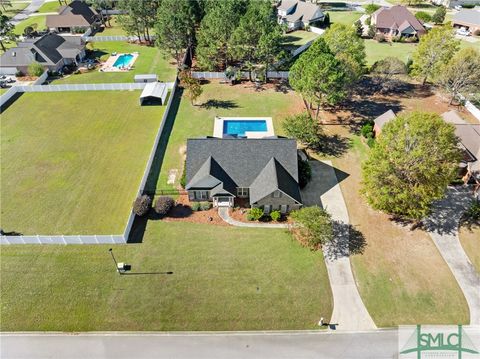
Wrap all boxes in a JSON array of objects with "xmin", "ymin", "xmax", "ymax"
[
  {"xmin": 309, "ymin": 26, "xmax": 325, "ymax": 35},
  {"xmin": 18, "ymin": 82, "xmax": 148, "ymax": 92},
  {"xmin": 32, "ymin": 71, "xmax": 48, "ymax": 85},
  {"xmin": 0, "ymin": 235, "xmax": 126, "ymax": 245},
  {"xmin": 191, "ymin": 71, "xmax": 289, "ymax": 80},
  {"xmin": 86, "ymin": 35, "xmax": 157, "ymax": 42},
  {"xmin": 465, "ymin": 101, "xmax": 480, "ymax": 122},
  {"xmin": 0, "ymin": 86, "xmax": 20, "ymax": 108}
]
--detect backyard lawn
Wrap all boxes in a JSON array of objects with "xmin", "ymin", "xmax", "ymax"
[
  {"xmin": 149, "ymin": 82, "xmax": 304, "ymax": 193},
  {"xmin": 1, "ymin": 91, "xmax": 165, "ymax": 235},
  {"xmin": 52, "ymin": 42, "xmax": 177, "ymax": 84},
  {"xmin": 328, "ymin": 11, "xmax": 362, "ymax": 26},
  {"xmin": 14, "ymin": 15, "xmax": 47, "ymax": 35},
  {"xmin": 364, "ymin": 39, "xmax": 417, "ymax": 65},
  {"xmin": 2, "ymin": 1, "xmax": 29, "ymax": 18},
  {"xmin": 35, "ymin": 1, "xmax": 62, "ymax": 13},
  {"xmin": 96, "ymin": 16, "xmax": 128, "ymax": 36},
  {"xmin": 459, "ymin": 224, "xmax": 480, "ymax": 273},
  {"xmin": 282, "ymin": 30, "xmax": 319, "ymax": 51},
  {"xmin": 0, "ymin": 221, "xmax": 333, "ymax": 331}
]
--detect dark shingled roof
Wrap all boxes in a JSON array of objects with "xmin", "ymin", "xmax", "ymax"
[
  {"xmin": 186, "ymin": 138, "xmax": 301, "ymax": 204},
  {"xmin": 249, "ymin": 157, "xmax": 302, "ymax": 204},
  {"xmin": 373, "ymin": 5, "xmax": 425, "ymax": 33}
]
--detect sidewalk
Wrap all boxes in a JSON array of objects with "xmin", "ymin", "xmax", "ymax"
[{"xmin": 10, "ymin": 0, "xmax": 45, "ymax": 25}]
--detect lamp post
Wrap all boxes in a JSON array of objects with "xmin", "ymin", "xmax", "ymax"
[{"xmin": 108, "ymin": 248, "xmax": 121, "ymax": 274}]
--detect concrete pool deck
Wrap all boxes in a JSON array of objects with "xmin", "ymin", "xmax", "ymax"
[
  {"xmin": 213, "ymin": 117, "xmax": 274, "ymax": 138},
  {"xmin": 100, "ymin": 52, "xmax": 139, "ymax": 72}
]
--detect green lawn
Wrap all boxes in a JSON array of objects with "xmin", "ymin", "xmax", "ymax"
[
  {"xmin": 327, "ymin": 11, "xmax": 362, "ymax": 26},
  {"xmin": 151, "ymin": 83, "xmax": 304, "ymax": 193},
  {"xmin": 52, "ymin": 42, "xmax": 177, "ymax": 84},
  {"xmin": 14, "ymin": 15, "xmax": 47, "ymax": 35},
  {"xmin": 282, "ymin": 30, "xmax": 319, "ymax": 50},
  {"xmin": 460, "ymin": 39, "xmax": 480, "ymax": 52},
  {"xmin": 1, "ymin": 91, "xmax": 165, "ymax": 235},
  {"xmin": 35, "ymin": 1, "xmax": 62, "ymax": 13},
  {"xmin": 96, "ymin": 16, "xmax": 128, "ymax": 36},
  {"xmin": 459, "ymin": 225, "xmax": 480, "ymax": 273},
  {"xmin": 2, "ymin": 1, "xmax": 29, "ymax": 18},
  {"xmin": 0, "ymin": 221, "xmax": 333, "ymax": 331},
  {"xmin": 364, "ymin": 39, "xmax": 417, "ymax": 65}
]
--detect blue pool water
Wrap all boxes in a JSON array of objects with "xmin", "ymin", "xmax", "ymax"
[
  {"xmin": 113, "ymin": 54, "xmax": 134, "ymax": 68},
  {"xmin": 223, "ymin": 120, "xmax": 268, "ymax": 137}
]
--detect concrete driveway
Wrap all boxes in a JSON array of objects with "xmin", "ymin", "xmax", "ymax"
[{"xmin": 301, "ymin": 160, "xmax": 376, "ymax": 331}]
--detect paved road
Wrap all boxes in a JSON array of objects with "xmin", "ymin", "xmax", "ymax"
[
  {"xmin": 424, "ymin": 187, "xmax": 480, "ymax": 325},
  {"xmin": 0, "ymin": 330, "xmax": 399, "ymax": 359},
  {"xmin": 10, "ymin": 0, "xmax": 45, "ymax": 25},
  {"xmin": 301, "ymin": 160, "xmax": 376, "ymax": 331}
]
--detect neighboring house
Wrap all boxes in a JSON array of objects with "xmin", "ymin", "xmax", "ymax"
[
  {"xmin": 371, "ymin": 5, "xmax": 426, "ymax": 39},
  {"xmin": 432, "ymin": 0, "xmax": 479, "ymax": 8},
  {"xmin": 452, "ymin": 9, "xmax": 480, "ymax": 34},
  {"xmin": 441, "ymin": 110, "xmax": 480, "ymax": 174},
  {"xmin": 0, "ymin": 33, "xmax": 85, "ymax": 75},
  {"xmin": 46, "ymin": 0, "xmax": 100, "ymax": 34},
  {"xmin": 185, "ymin": 137, "xmax": 303, "ymax": 213},
  {"xmin": 277, "ymin": 0, "xmax": 325, "ymax": 31},
  {"xmin": 373, "ymin": 109, "xmax": 397, "ymax": 136}
]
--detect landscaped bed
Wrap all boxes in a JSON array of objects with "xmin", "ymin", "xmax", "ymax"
[
  {"xmin": 52, "ymin": 42, "xmax": 177, "ymax": 84},
  {"xmin": 1, "ymin": 91, "xmax": 165, "ymax": 235},
  {"xmin": 149, "ymin": 81, "xmax": 304, "ymax": 194},
  {"xmin": 0, "ymin": 221, "xmax": 333, "ymax": 331}
]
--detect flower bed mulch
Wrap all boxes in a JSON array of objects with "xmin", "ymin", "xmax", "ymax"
[{"xmin": 161, "ymin": 195, "xmax": 228, "ymax": 226}]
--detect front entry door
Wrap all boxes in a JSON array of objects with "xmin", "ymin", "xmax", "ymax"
[{"xmin": 214, "ymin": 197, "xmax": 232, "ymax": 207}]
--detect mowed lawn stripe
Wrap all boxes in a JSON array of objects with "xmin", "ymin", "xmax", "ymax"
[
  {"xmin": 1, "ymin": 91, "xmax": 165, "ymax": 234},
  {"xmin": 0, "ymin": 222, "xmax": 333, "ymax": 331}
]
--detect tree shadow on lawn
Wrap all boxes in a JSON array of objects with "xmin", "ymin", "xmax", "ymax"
[
  {"xmin": 316, "ymin": 133, "xmax": 351, "ymax": 158},
  {"xmin": 201, "ymin": 99, "xmax": 239, "ymax": 110},
  {"xmin": 323, "ymin": 221, "xmax": 368, "ymax": 261}
]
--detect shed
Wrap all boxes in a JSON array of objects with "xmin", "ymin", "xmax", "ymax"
[
  {"xmin": 373, "ymin": 109, "xmax": 397, "ymax": 136},
  {"xmin": 139, "ymin": 82, "xmax": 168, "ymax": 106},
  {"xmin": 134, "ymin": 74, "xmax": 158, "ymax": 83}
]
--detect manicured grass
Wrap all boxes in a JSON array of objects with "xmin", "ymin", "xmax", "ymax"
[
  {"xmin": 0, "ymin": 221, "xmax": 333, "ymax": 331},
  {"xmin": 459, "ymin": 224, "xmax": 480, "ymax": 273},
  {"xmin": 282, "ymin": 30, "xmax": 319, "ymax": 50},
  {"xmin": 52, "ymin": 42, "xmax": 177, "ymax": 84},
  {"xmin": 364, "ymin": 39, "xmax": 417, "ymax": 65},
  {"xmin": 96, "ymin": 16, "xmax": 127, "ymax": 36},
  {"xmin": 151, "ymin": 82, "xmax": 304, "ymax": 193},
  {"xmin": 14, "ymin": 15, "xmax": 47, "ymax": 35},
  {"xmin": 2, "ymin": 1, "xmax": 29, "ymax": 18},
  {"xmin": 332, "ymin": 136, "xmax": 470, "ymax": 326},
  {"xmin": 36, "ymin": 1, "xmax": 62, "ymax": 13},
  {"xmin": 459, "ymin": 38, "xmax": 480, "ymax": 52},
  {"xmin": 327, "ymin": 10, "xmax": 362, "ymax": 26},
  {"xmin": 1, "ymin": 91, "xmax": 165, "ymax": 235}
]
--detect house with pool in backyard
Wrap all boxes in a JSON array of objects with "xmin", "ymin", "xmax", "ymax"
[{"xmin": 185, "ymin": 117, "xmax": 303, "ymax": 213}]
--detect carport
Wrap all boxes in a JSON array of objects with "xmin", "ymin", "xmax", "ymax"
[{"xmin": 139, "ymin": 82, "xmax": 167, "ymax": 106}]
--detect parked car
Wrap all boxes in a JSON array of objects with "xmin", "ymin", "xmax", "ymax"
[{"xmin": 456, "ymin": 27, "xmax": 471, "ymax": 36}]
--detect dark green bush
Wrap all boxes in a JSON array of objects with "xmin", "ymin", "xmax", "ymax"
[
  {"xmin": 465, "ymin": 200, "xmax": 480, "ymax": 221},
  {"xmin": 191, "ymin": 202, "xmax": 201, "ymax": 211},
  {"xmin": 367, "ymin": 137, "xmax": 376, "ymax": 148},
  {"xmin": 247, "ymin": 207, "xmax": 264, "ymax": 221},
  {"xmin": 270, "ymin": 210, "xmax": 281, "ymax": 222},
  {"xmin": 361, "ymin": 123, "xmax": 374, "ymax": 138},
  {"xmin": 133, "ymin": 195, "xmax": 151, "ymax": 216},
  {"xmin": 415, "ymin": 11, "xmax": 432, "ymax": 23},
  {"xmin": 154, "ymin": 196, "xmax": 174, "ymax": 215},
  {"xmin": 298, "ymin": 159, "xmax": 312, "ymax": 189},
  {"xmin": 180, "ymin": 160, "xmax": 186, "ymax": 188},
  {"xmin": 200, "ymin": 201, "xmax": 211, "ymax": 211},
  {"xmin": 365, "ymin": 3, "xmax": 380, "ymax": 14}
]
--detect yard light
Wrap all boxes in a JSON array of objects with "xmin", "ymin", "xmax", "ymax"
[{"xmin": 108, "ymin": 248, "xmax": 130, "ymax": 274}]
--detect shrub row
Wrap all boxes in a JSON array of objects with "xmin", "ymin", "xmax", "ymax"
[
  {"xmin": 246, "ymin": 208, "xmax": 282, "ymax": 222},
  {"xmin": 191, "ymin": 201, "xmax": 211, "ymax": 211},
  {"xmin": 132, "ymin": 195, "xmax": 174, "ymax": 216}
]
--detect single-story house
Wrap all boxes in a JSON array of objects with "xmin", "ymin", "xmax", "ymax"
[
  {"xmin": 371, "ymin": 5, "xmax": 426, "ymax": 39},
  {"xmin": 441, "ymin": 110, "xmax": 480, "ymax": 174},
  {"xmin": 0, "ymin": 33, "xmax": 85, "ymax": 75},
  {"xmin": 185, "ymin": 137, "xmax": 303, "ymax": 213},
  {"xmin": 46, "ymin": 0, "xmax": 100, "ymax": 34},
  {"xmin": 452, "ymin": 9, "xmax": 480, "ymax": 34},
  {"xmin": 139, "ymin": 82, "xmax": 168, "ymax": 106},
  {"xmin": 373, "ymin": 109, "xmax": 397, "ymax": 136},
  {"xmin": 277, "ymin": 0, "xmax": 325, "ymax": 31}
]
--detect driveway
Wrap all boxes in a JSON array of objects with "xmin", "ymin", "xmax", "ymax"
[
  {"xmin": 9, "ymin": 0, "xmax": 46, "ymax": 25},
  {"xmin": 301, "ymin": 160, "xmax": 376, "ymax": 331},
  {"xmin": 424, "ymin": 187, "xmax": 480, "ymax": 325}
]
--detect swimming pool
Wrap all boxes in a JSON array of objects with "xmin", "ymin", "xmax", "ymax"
[
  {"xmin": 223, "ymin": 120, "xmax": 268, "ymax": 137},
  {"xmin": 113, "ymin": 54, "xmax": 134, "ymax": 68}
]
